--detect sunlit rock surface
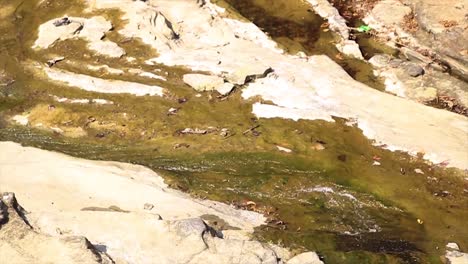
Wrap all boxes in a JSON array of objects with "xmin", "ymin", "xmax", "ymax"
[{"xmin": 0, "ymin": 141, "xmax": 321, "ymax": 264}]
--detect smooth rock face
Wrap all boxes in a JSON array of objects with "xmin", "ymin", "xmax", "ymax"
[
  {"xmin": 365, "ymin": 0, "xmax": 412, "ymax": 28},
  {"xmin": 34, "ymin": 16, "xmax": 124, "ymax": 58},
  {"xmin": 0, "ymin": 142, "xmax": 318, "ymax": 264},
  {"xmin": 287, "ymin": 252, "xmax": 324, "ymax": 264},
  {"xmin": 44, "ymin": 68, "xmax": 164, "ymax": 96},
  {"xmin": 183, "ymin": 73, "xmax": 225, "ymax": 92},
  {"xmin": 406, "ymin": 0, "xmax": 466, "ymax": 34},
  {"xmin": 216, "ymin": 82, "xmax": 235, "ymax": 95},
  {"xmin": 87, "ymin": 40, "xmax": 126, "ymax": 58},
  {"xmin": 0, "ymin": 193, "xmax": 110, "ymax": 264},
  {"xmin": 79, "ymin": 16, "xmax": 112, "ymax": 41},
  {"xmin": 33, "ymin": 19, "xmax": 83, "ymax": 48}
]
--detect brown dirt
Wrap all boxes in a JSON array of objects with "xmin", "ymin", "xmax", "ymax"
[
  {"xmin": 402, "ymin": 12, "xmax": 419, "ymax": 32},
  {"xmin": 426, "ymin": 95, "xmax": 468, "ymax": 117}
]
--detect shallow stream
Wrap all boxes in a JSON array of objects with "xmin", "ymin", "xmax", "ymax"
[{"xmin": 0, "ymin": 0, "xmax": 467, "ymax": 263}]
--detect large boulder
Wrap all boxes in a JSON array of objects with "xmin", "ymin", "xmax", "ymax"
[
  {"xmin": 0, "ymin": 193, "xmax": 112, "ymax": 264},
  {"xmin": 33, "ymin": 16, "xmax": 125, "ymax": 58}
]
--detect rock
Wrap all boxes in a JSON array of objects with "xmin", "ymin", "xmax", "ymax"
[
  {"xmin": 46, "ymin": 56, "xmax": 65, "ymax": 67},
  {"xmin": 43, "ymin": 68, "xmax": 165, "ymax": 96},
  {"xmin": 180, "ymin": 128, "xmax": 208, "ymax": 135},
  {"xmin": 402, "ymin": 62, "xmax": 425, "ymax": 77},
  {"xmin": 50, "ymin": 126, "xmax": 64, "ymax": 134},
  {"xmin": 277, "ymin": 146, "xmax": 293, "ymax": 153},
  {"xmin": 167, "ymin": 108, "xmax": 178, "ymax": 115},
  {"xmin": 388, "ymin": 59, "xmax": 404, "ymax": 68},
  {"xmin": 34, "ymin": 16, "xmax": 125, "ymax": 58},
  {"xmin": 87, "ymin": 64, "xmax": 125, "ymax": 75},
  {"xmin": 287, "ymin": 252, "xmax": 323, "ymax": 264},
  {"xmin": 400, "ymin": 47, "xmax": 433, "ymax": 65},
  {"xmin": 192, "ymin": 233, "xmax": 281, "ymax": 264},
  {"xmin": 305, "ymin": 0, "xmax": 363, "ymax": 59},
  {"xmin": 0, "ymin": 188, "xmax": 321, "ymax": 264},
  {"xmin": 409, "ymin": 0, "xmax": 466, "ymax": 34},
  {"xmin": 370, "ymin": 54, "xmax": 465, "ymax": 108},
  {"xmin": 413, "ymin": 87, "xmax": 437, "ymax": 102},
  {"xmin": 365, "ymin": 0, "xmax": 468, "ymax": 82},
  {"xmin": 216, "ymin": 82, "xmax": 235, "ymax": 96},
  {"xmin": 441, "ymin": 55, "xmax": 468, "ymax": 82},
  {"xmin": 225, "ymin": 65, "xmax": 273, "ymax": 85},
  {"xmin": 3, "ymin": 142, "xmax": 309, "ymax": 263},
  {"xmin": 53, "ymin": 17, "xmax": 72, "ymax": 27},
  {"xmin": 446, "ymin": 251, "xmax": 468, "ymax": 264},
  {"xmin": 152, "ymin": 11, "xmax": 179, "ymax": 41},
  {"xmin": 33, "ymin": 20, "xmax": 83, "ymax": 48},
  {"xmin": 0, "ymin": 193, "xmax": 109, "ymax": 264},
  {"xmin": 414, "ymin": 168, "xmax": 424, "ymax": 174},
  {"xmin": 170, "ymin": 218, "xmax": 206, "ymax": 237},
  {"xmin": 52, "ymin": 96, "xmax": 114, "ymax": 105},
  {"xmin": 336, "ymin": 40, "xmax": 364, "ymax": 60},
  {"xmin": 139, "ymin": 71, "xmax": 167, "ymax": 81},
  {"xmin": 143, "ymin": 203, "xmax": 154, "ymax": 210},
  {"xmin": 445, "ymin": 242, "xmax": 468, "ymax": 264},
  {"xmin": 183, "ymin": 74, "xmax": 225, "ymax": 92},
  {"xmin": 88, "ymin": 40, "xmax": 126, "ymax": 58},
  {"xmin": 447, "ymin": 243, "xmax": 460, "ymax": 251},
  {"xmin": 219, "ymin": 128, "xmax": 230, "ymax": 137},
  {"xmin": 11, "ymin": 114, "xmax": 29, "ymax": 126},
  {"xmin": 369, "ymin": 54, "xmax": 392, "ymax": 68},
  {"xmin": 311, "ymin": 142, "xmax": 325, "ymax": 151},
  {"xmin": 78, "ymin": 16, "xmax": 113, "ymax": 41},
  {"xmin": 365, "ymin": 0, "xmax": 412, "ymax": 28},
  {"xmin": 128, "ymin": 68, "xmax": 167, "ymax": 81}
]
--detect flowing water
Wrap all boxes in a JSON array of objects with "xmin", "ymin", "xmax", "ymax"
[{"xmin": 0, "ymin": 0, "xmax": 467, "ymax": 263}]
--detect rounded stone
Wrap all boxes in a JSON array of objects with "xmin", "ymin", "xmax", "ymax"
[{"xmin": 403, "ymin": 63, "xmax": 425, "ymax": 77}]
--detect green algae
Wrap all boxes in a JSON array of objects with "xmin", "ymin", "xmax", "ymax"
[{"xmin": 0, "ymin": 1, "xmax": 467, "ymax": 263}]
